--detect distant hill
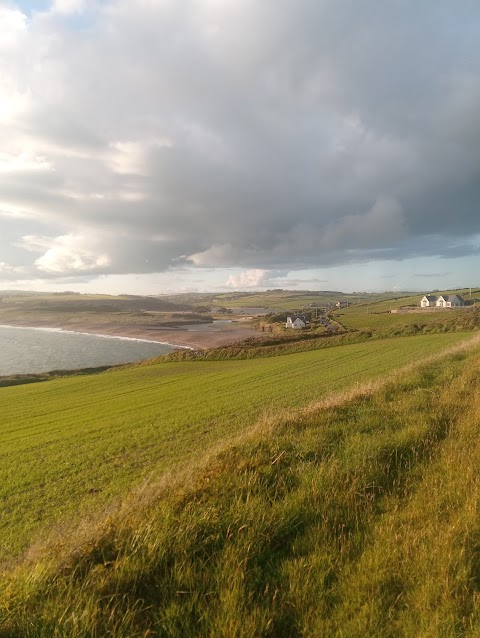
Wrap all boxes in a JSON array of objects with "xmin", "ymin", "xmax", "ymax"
[
  {"xmin": 0, "ymin": 293, "xmax": 194, "ymax": 313},
  {"xmin": 0, "ymin": 289, "xmax": 53, "ymax": 296}
]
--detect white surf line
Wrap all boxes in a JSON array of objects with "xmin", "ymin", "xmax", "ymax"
[{"xmin": 0, "ymin": 324, "xmax": 193, "ymax": 349}]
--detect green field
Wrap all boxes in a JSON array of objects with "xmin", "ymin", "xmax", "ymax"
[
  {"xmin": 334, "ymin": 307, "xmax": 469, "ymax": 331},
  {"xmin": 332, "ymin": 290, "xmax": 479, "ymax": 332},
  {"xmin": 162, "ymin": 287, "xmax": 479, "ymax": 312},
  {"xmin": 216, "ymin": 291, "xmax": 414, "ymax": 311},
  {"xmin": 1, "ymin": 331, "xmax": 480, "ymax": 636},
  {"xmin": 0, "ymin": 332, "xmax": 469, "ymax": 559},
  {"xmin": 159, "ymin": 289, "xmax": 418, "ymax": 311}
]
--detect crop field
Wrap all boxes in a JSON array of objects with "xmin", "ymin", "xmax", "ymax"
[
  {"xmin": 0, "ymin": 331, "xmax": 470, "ymax": 559},
  {"xmin": 160, "ymin": 290, "xmax": 420, "ymax": 311},
  {"xmin": 213, "ymin": 291, "xmax": 346, "ymax": 309},
  {"xmin": 209, "ymin": 290, "xmax": 412, "ymax": 310}
]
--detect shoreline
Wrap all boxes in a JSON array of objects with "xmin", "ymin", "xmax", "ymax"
[
  {"xmin": 0, "ymin": 323, "xmax": 188, "ymax": 349},
  {"xmin": 0, "ymin": 318, "xmax": 260, "ymax": 350}
]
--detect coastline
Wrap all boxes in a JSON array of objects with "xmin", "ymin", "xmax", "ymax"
[
  {"xmin": 0, "ymin": 323, "xmax": 186, "ymax": 348},
  {"xmin": 0, "ymin": 318, "xmax": 259, "ymax": 350}
]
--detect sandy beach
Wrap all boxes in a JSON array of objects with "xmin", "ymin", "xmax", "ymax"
[{"xmin": 0, "ymin": 317, "xmax": 260, "ymax": 350}]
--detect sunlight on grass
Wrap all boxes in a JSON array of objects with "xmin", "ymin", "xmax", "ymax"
[{"xmin": 1, "ymin": 335, "xmax": 480, "ymax": 636}]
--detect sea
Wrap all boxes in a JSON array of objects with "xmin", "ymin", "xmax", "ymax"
[{"xmin": 0, "ymin": 325, "xmax": 176, "ymax": 376}]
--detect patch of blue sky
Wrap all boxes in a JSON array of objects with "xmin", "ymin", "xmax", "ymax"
[
  {"xmin": 12, "ymin": 1, "xmax": 101, "ymax": 30},
  {"xmin": 60, "ymin": 9, "xmax": 97, "ymax": 31},
  {"xmin": 12, "ymin": 0, "xmax": 51, "ymax": 16}
]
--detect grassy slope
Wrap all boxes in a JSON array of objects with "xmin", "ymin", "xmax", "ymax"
[
  {"xmin": 211, "ymin": 290, "xmax": 411, "ymax": 310},
  {"xmin": 332, "ymin": 293, "xmax": 479, "ymax": 331},
  {"xmin": 159, "ymin": 290, "xmax": 418, "ymax": 311},
  {"xmin": 1, "ymin": 332, "xmax": 469, "ymax": 559},
  {"xmin": 162, "ymin": 310, "xmax": 480, "ymax": 362},
  {"xmin": 165, "ymin": 288, "xmax": 480, "ymax": 312},
  {"xmin": 334, "ymin": 307, "xmax": 468, "ymax": 331},
  {"xmin": 2, "ymin": 334, "xmax": 480, "ymax": 636}
]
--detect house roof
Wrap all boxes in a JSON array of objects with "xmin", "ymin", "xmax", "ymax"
[
  {"xmin": 443, "ymin": 294, "xmax": 464, "ymax": 303},
  {"xmin": 423, "ymin": 293, "xmax": 465, "ymax": 304}
]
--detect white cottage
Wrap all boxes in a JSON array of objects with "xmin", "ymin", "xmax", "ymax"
[
  {"xmin": 420, "ymin": 295, "xmax": 438, "ymax": 307},
  {"xmin": 436, "ymin": 294, "xmax": 465, "ymax": 307},
  {"xmin": 286, "ymin": 315, "xmax": 308, "ymax": 329}
]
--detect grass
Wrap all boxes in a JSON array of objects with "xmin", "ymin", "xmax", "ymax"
[
  {"xmin": 334, "ymin": 305, "xmax": 479, "ymax": 332},
  {"xmin": 163, "ymin": 288, "xmax": 480, "ymax": 312},
  {"xmin": 334, "ymin": 307, "xmax": 464, "ymax": 331},
  {"xmin": 157, "ymin": 290, "xmax": 420, "ymax": 311},
  {"xmin": 162, "ymin": 309, "xmax": 480, "ymax": 362},
  {"xmin": 2, "ymin": 334, "xmax": 480, "ymax": 636},
  {"xmin": 0, "ymin": 332, "xmax": 469, "ymax": 561},
  {"xmin": 210, "ymin": 290, "xmax": 414, "ymax": 310},
  {"xmin": 0, "ymin": 366, "xmax": 112, "ymax": 388},
  {"xmin": 332, "ymin": 289, "xmax": 480, "ymax": 332}
]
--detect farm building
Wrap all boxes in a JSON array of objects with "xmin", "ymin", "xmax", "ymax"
[
  {"xmin": 420, "ymin": 294, "xmax": 465, "ymax": 308},
  {"xmin": 285, "ymin": 315, "xmax": 308, "ymax": 329}
]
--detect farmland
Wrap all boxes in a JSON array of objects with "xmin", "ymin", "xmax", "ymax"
[
  {"xmin": 1, "ymin": 298, "xmax": 480, "ymax": 637},
  {"xmin": 331, "ymin": 290, "xmax": 479, "ymax": 332},
  {"xmin": 160, "ymin": 289, "xmax": 415, "ymax": 311},
  {"xmin": 0, "ymin": 332, "xmax": 469, "ymax": 559},
  {"xmin": 333, "ymin": 306, "xmax": 469, "ymax": 331}
]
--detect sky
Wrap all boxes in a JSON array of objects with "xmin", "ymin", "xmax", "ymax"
[{"xmin": 0, "ymin": 0, "xmax": 479, "ymax": 295}]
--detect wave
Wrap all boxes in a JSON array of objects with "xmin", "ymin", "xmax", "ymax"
[{"xmin": 0, "ymin": 324, "xmax": 192, "ymax": 349}]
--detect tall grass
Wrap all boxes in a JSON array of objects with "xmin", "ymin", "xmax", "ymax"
[{"xmin": 2, "ymin": 335, "xmax": 480, "ymax": 636}]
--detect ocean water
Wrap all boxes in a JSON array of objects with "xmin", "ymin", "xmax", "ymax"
[{"xmin": 0, "ymin": 325, "xmax": 176, "ymax": 376}]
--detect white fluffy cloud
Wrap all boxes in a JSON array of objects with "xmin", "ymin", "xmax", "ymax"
[
  {"xmin": 226, "ymin": 269, "xmax": 270, "ymax": 289},
  {"xmin": 21, "ymin": 234, "xmax": 111, "ymax": 274}
]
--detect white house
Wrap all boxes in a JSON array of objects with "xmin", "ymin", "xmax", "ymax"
[
  {"xmin": 437, "ymin": 294, "xmax": 465, "ymax": 307},
  {"xmin": 420, "ymin": 294, "xmax": 465, "ymax": 308},
  {"xmin": 286, "ymin": 315, "xmax": 308, "ymax": 329},
  {"xmin": 420, "ymin": 295, "xmax": 438, "ymax": 307}
]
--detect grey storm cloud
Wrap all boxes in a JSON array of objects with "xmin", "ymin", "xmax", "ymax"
[{"xmin": 1, "ymin": 0, "xmax": 480, "ymax": 279}]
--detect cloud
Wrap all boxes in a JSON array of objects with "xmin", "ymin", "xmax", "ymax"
[
  {"xmin": 0, "ymin": 261, "xmax": 23, "ymax": 274},
  {"xmin": 226, "ymin": 269, "xmax": 271, "ymax": 289},
  {"xmin": 188, "ymin": 244, "xmax": 239, "ymax": 267},
  {"xmin": 0, "ymin": 6, "xmax": 27, "ymax": 50},
  {"xmin": 21, "ymin": 234, "xmax": 111, "ymax": 274},
  {"xmin": 0, "ymin": 0, "xmax": 479, "ymax": 286},
  {"xmin": 52, "ymin": 0, "xmax": 85, "ymax": 15}
]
